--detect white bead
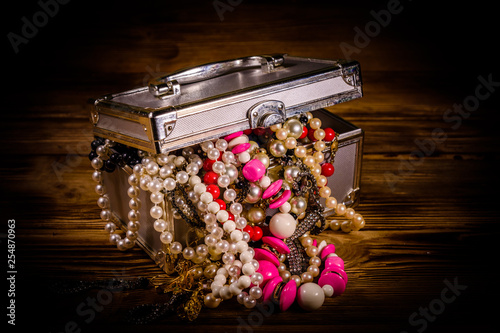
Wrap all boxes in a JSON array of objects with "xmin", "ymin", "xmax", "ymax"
[
  {"xmin": 269, "ymin": 213, "xmax": 297, "ymax": 239},
  {"xmin": 207, "ymin": 201, "xmax": 221, "ymax": 214},
  {"xmin": 217, "ymin": 174, "xmax": 231, "ymax": 188},
  {"xmin": 236, "ymin": 240, "xmax": 248, "ymax": 253},
  {"xmin": 238, "ymin": 152, "xmax": 251, "ymax": 163},
  {"xmin": 194, "ymin": 183, "xmax": 207, "ymax": 195},
  {"xmin": 228, "ymin": 135, "xmax": 248, "ymax": 149},
  {"xmin": 250, "ymin": 272, "xmax": 263, "ymax": 285},
  {"xmin": 259, "ymin": 176, "xmax": 271, "ymax": 189},
  {"xmin": 163, "ymin": 177, "xmax": 176, "ymax": 191},
  {"xmin": 217, "ymin": 210, "xmax": 229, "ymax": 223},
  {"xmin": 322, "ymin": 284, "xmax": 334, "ymax": 297},
  {"xmin": 214, "ymin": 274, "xmax": 226, "ymax": 284},
  {"xmin": 249, "ymin": 286, "xmax": 262, "ymax": 299},
  {"xmin": 160, "ymin": 231, "xmax": 173, "ymax": 244},
  {"xmin": 230, "ymin": 229, "xmax": 243, "ymax": 242},
  {"xmin": 176, "ymin": 171, "xmax": 189, "ymax": 184},
  {"xmin": 230, "ymin": 202, "xmax": 243, "ymax": 216},
  {"xmin": 153, "ymin": 219, "xmax": 167, "ymax": 232},
  {"xmin": 229, "ymin": 283, "xmax": 243, "ymax": 296},
  {"xmin": 219, "ymin": 285, "xmax": 233, "ymax": 300},
  {"xmin": 150, "ymin": 205, "xmax": 163, "ymax": 219},
  {"xmin": 150, "ymin": 192, "xmax": 164, "ymax": 204},
  {"xmin": 239, "ymin": 250, "xmax": 253, "ymax": 264},
  {"xmin": 212, "ymin": 161, "xmax": 225, "ymax": 174},
  {"xmin": 200, "ymin": 192, "xmax": 214, "ymax": 204},
  {"xmin": 223, "ymin": 220, "xmax": 236, "ymax": 233},
  {"xmin": 236, "ymin": 275, "xmax": 251, "ymax": 289},
  {"xmin": 242, "ymin": 262, "xmax": 255, "ymax": 275},
  {"xmin": 189, "ymin": 175, "xmax": 202, "ymax": 187},
  {"xmin": 148, "ymin": 179, "xmax": 163, "ymax": 193},
  {"xmin": 145, "ymin": 161, "xmax": 159, "ymax": 175},
  {"xmin": 297, "ymin": 282, "xmax": 325, "ymax": 311},
  {"xmin": 223, "ymin": 188, "xmax": 237, "ymax": 202},
  {"xmin": 279, "ymin": 201, "xmax": 291, "ymax": 214},
  {"xmin": 215, "ymin": 139, "xmax": 228, "ymax": 151},
  {"xmin": 174, "ymin": 156, "xmax": 186, "ymax": 167}
]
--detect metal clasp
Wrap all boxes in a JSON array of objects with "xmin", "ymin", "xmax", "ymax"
[{"xmin": 248, "ymin": 100, "xmax": 286, "ymax": 128}]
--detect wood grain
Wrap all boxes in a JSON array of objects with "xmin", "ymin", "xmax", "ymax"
[{"xmin": 3, "ymin": 0, "xmax": 499, "ymax": 332}]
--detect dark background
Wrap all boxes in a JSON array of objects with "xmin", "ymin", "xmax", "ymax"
[{"xmin": 2, "ymin": 0, "xmax": 500, "ymax": 332}]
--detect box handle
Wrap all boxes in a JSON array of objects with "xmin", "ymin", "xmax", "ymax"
[{"xmin": 148, "ymin": 54, "xmax": 286, "ymax": 98}]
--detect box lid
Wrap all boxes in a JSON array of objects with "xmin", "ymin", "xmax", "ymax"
[{"xmin": 91, "ymin": 54, "xmax": 362, "ymax": 153}]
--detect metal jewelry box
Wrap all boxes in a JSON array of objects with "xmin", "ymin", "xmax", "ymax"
[{"xmin": 90, "ymin": 54, "xmax": 363, "ymax": 268}]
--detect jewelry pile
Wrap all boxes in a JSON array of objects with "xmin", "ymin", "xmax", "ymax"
[{"xmin": 89, "ymin": 112, "xmax": 365, "ymax": 321}]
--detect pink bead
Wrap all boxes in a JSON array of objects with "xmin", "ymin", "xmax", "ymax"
[
  {"xmin": 269, "ymin": 190, "xmax": 291, "ymax": 209},
  {"xmin": 224, "ymin": 131, "xmax": 243, "ymax": 141},
  {"xmin": 312, "ymin": 239, "xmax": 318, "ymax": 247},
  {"xmin": 254, "ymin": 248, "xmax": 280, "ymax": 266},
  {"xmin": 242, "ymin": 159, "xmax": 266, "ymax": 182},
  {"xmin": 318, "ymin": 271, "xmax": 346, "ymax": 297},
  {"xmin": 262, "ymin": 179, "xmax": 282, "ymax": 199},
  {"xmin": 262, "ymin": 236, "xmax": 290, "ymax": 254},
  {"xmin": 320, "ymin": 244, "xmax": 336, "ymax": 261},
  {"xmin": 280, "ymin": 280, "xmax": 297, "ymax": 311},
  {"xmin": 262, "ymin": 276, "xmax": 282, "ymax": 303},
  {"xmin": 231, "ymin": 142, "xmax": 250, "ymax": 155},
  {"xmin": 256, "ymin": 260, "xmax": 279, "ymax": 287},
  {"xmin": 324, "ymin": 256, "xmax": 344, "ymax": 270}
]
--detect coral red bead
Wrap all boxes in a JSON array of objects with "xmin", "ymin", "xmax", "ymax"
[
  {"xmin": 251, "ymin": 226, "xmax": 263, "ymax": 241},
  {"xmin": 307, "ymin": 128, "xmax": 317, "ymax": 142},
  {"xmin": 206, "ymin": 184, "xmax": 220, "ymax": 199},
  {"xmin": 243, "ymin": 225, "xmax": 254, "ymax": 238},
  {"xmin": 299, "ymin": 126, "xmax": 308, "ymax": 139},
  {"xmin": 324, "ymin": 128, "xmax": 335, "ymax": 141},
  {"xmin": 243, "ymin": 129, "xmax": 253, "ymax": 135},
  {"xmin": 214, "ymin": 199, "xmax": 226, "ymax": 211},
  {"xmin": 321, "ymin": 163, "xmax": 335, "ymax": 177},
  {"xmin": 227, "ymin": 212, "xmax": 235, "ymax": 221},
  {"xmin": 203, "ymin": 158, "xmax": 216, "ymax": 171},
  {"xmin": 203, "ymin": 171, "xmax": 219, "ymax": 184}
]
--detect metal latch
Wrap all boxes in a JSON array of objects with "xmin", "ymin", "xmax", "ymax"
[{"xmin": 247, "ymin": 100, "xmax": 286, "ymax": 129}]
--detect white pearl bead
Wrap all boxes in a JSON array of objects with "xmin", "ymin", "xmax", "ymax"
[
  {"xmin": 194, "ymin": 183, "xmax": 207, "ymax": 195},
  {"xmin": 163, "ymin": 177, "xmax": 176, "ymax": 191},
  {"xmin": 236, "ymin": 275, "xmax": 251, "ymax": 289},
  {"xmin": 239, "ymin": 250, "xmax": 253, "ymax": 264},
  {"xmin": 259, "ymin": 176, "xmax": 271, "ymax": 189},
  {"xmin": 200, "ymin": 192, "xmax": 214, "ymax": 204},
  {"xmin": 150, "ymin": 205, "xmax": 163, "ymax": 219},
  {"xmin": 153, "ymin": 219, "xmax": 167, "ymax": 232},
  {"xmin": 160, "ymin": 231, "xmax": 173, "ymax": 244},
  {"xmin": 217, "ymin": 174, "xmax": 231, "ymax": 188},
  {"xmin": 223, "ymin": 220, "xmax": 236, "ymax": 233},
  {"xmin": 219, "ymin": 285, "xmax": 233, "ymax": 300},
  {"xmin": 223, "ymin": 188, "xmax": 237, "ymax": 202},
  {"xmin": 238, "ymin": 151, "xmax": 251, "ymax": 163},
  {"xmin": 322, "ymin": 284, "xmax": 334, "ymax": 297},
  {"xmin": 207, "ymin": 201, "xmax": 221, "ymax": 214},
  {"xmin": 236, "ymin": 240, "xmax": 248, "ymax": 253},
  {"xmin": 242, "ymin": 262, "xmax": 255, "ymax": 275},
  {"xmin": 279, "ymin": 201, "xmax": 291, "ymax": 214},
  {"xmin": 269, "ymin": 213, "xmax": 297, "ymax": 239},
  {"xmin": 217, "ymin": 210, "xmax": 229, "ymax": 223},
  {"xmin": 230, "ymin": 230, "xmax": 243, "ymax": 242},
  {"xmin": 297, "ymin": 282, "xmax": 325, "ymax": 311},
  {"xmin": 229, "ymin": 283, "xmax": 243, "ymax": 296}
]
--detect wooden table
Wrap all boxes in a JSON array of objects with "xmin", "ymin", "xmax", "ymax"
[{"xmin": 3, "ymin": 1, "xmax": 499, "ymax": 332}]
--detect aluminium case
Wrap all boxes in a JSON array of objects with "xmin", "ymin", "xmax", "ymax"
[{"xmin": 90, "ymin": 54, "xmax": 362, "ymax": 154}]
